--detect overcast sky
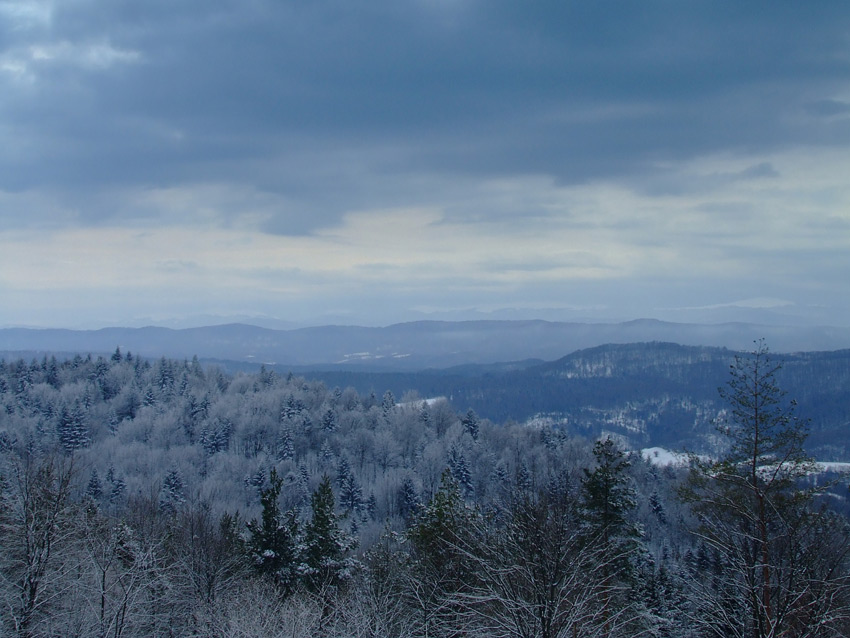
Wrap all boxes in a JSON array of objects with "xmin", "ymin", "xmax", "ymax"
[{"xmin": 1, "ymin": 0, "xmax": 849, "ymax": 329}]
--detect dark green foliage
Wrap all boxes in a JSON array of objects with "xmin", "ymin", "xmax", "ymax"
[
  {"xmin": 680, "ymin": 341, "xmax": 850, "ymax": 638},
  {"xmin": 301, "ymin": 474, "xmax": 357, "ymax": 592},
  {"xmin": 338, "ymin": 472, "xmax": 362, "ymax": 516},
  {"xmin": 461, "ymin": 408, "xmax": 479, "ymax": 440},
  {"xmin": 581, "ymin": 437, "xmax": 638, "ymax": 545},
  {"xmin": 159, "ymin": 468, "xmax": 185, "ymax": 513},
  {"xmin": 398, "ymin": 475, "xmax": 421, "ymax": 521},
  {"xmin": 85, "ymin": 468, "xmax": 103, "ymax": 501},
  {"xmin": 246, "ymin": 468, "xmax": 299, "ymax": 595},
  {"xmin": 407, "ymin": 469, "xmax": 475, "ymax": 581}
]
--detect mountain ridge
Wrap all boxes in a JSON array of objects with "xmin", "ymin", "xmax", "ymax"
[{"xmin": 3, "ymin": 319, "xmax": 850, "ymax": 371}]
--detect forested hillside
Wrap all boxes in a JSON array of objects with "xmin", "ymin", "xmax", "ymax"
[
  {"xmin": 302, "ymin": 343, "xmax": 850, "ymax": 459},
  {"xmin": 1, "ymin": 347, "xmax": 849, "ymax": 637}
]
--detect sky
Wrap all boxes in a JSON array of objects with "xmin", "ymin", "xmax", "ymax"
[{"xmin": 1, "ymin": 0, "xmax": 849, "ymax": 329}]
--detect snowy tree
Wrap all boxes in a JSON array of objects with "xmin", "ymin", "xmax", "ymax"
[
  {"xmin": 159, "ymin": 467, "xmax": 186, "ymax": 513},
  {"xmin": 381, "ymin": 391, "xmax": 396, "ymax": 421},
  {"xmin": 246, "ymin": 468, "xmax": 299, "ymax": 596},
  {"xmin": 398, "ymin": 476, "xmax": 421, "ymax": 522},
  {"xmin": 56, "ymin": 400, "xmax": 89, "ymax": 453},
  {"xmin": 85, "ymin": 468, "xmax": 103, "ymax": 501},
  {"xmin": 580, "ymin": 437, "xmax": 641, "ymax": 635},
  {"xmin": 457, "ymin": 485, "xmax": 640, "ymax": 638},
  {"xmin": 681, "ymin": 340, "xmax": 850, "ymax": 638},
  {"xmin": 461, "ymin": 409, "xmax": 479, "ymax": 441},
  {"xmin": 0, "ymin": 453, "xmax": 76, "ymax": 637},
  {"xmin": 300, "ymin": 475, "xmax": 357, "ymax": 593}
]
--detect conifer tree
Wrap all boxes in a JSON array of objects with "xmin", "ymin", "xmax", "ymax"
[
  {"xmin": 461, "ymin": 409, "xmax": 479, "ymax": 440},
  {"xmin": 581, "ymin": 436, "xmax": 641, "ymax": 634},
  {"xmin": 581, "ymin": 437, "xmax": 638, "ymax": 552},
  {"xmin": 246, "ymin": 468, "xmax": 299, "ymax": 595},
  {"xmin": 86, "ymin": 468, "xmax": 103, "ymax": 501},
  {"xmin": 159, "ymin": 468, "xmax": 186, "ymax": 513},
  {"xmin": 681, "ymin": 340, "xmax": 850, "ymax": 638},
  {"xmin": 301, "ymin": 474, "xmax": 356, "ymax": 592}
]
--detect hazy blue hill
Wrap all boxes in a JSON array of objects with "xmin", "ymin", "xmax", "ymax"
[
  {"xmin": 297, "ymin": 342, "xmax": 850, "ymax": 459},
  {"xmin": 3, "ymin": 324, "xmax": 849, "ymax": 458},
  {"xmin": 3, "ymin": 320, "xmax": 850, "ymax": 370}
]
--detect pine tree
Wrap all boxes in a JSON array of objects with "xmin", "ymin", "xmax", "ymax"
[
  {"xmin": 159, "ymin": 468, "xmax": 186, "ymax": 513},
  {"xmin": 398, "ymin": 476, "xmax": 421, "ymax": 521},
  {"xmin": 336, "ymin": 456, "xmax": 351, "ymax": 488},
  {"xmin": 339, "ymin": 472, "xmax": 363, "ymax": 516},
  {"xmin": 321, "ymin": 408, "xmax": 337, "ymax": 432},
  {"xmin": 448, "ymin": 445, "xmax": 474, "ymax": 497},
  {"xmin": 580, "ymin": 437, "xmax": 641, "ymax": 632},
  {"xmin": 246, "ymin": 468, "xmax": 299, "ymax": 595},
  {"xmin": 581, "ymin": 437, "xmax": 638, "ymax": 550},
  {"xmin": 461, "ymin": 408, "xmax": 479, "ymax": 440},
  {"xmin": 680, "ymin": 341, "xmax": 850, "ymax": 638},
  {"xmin": 406, "ymin": 469, "xmax": 478, "ymax": 634},
  {"xmin": 86, "ymin": 468, "xmax": 103, "ymax": 501},
  {"xmin": 300, "ymin": 474, "xmax": 356, "ymax": 592},
  {"xmin": 56, "ymin": 399, "xmax": 89, "ymax": 453},
  {"xmin": 276, "ymin": 426, "xmax": 295, "ymax": 461},
  {"xmin": 408, "ymin": 469, "xmax": 473, "ymax": 578}
]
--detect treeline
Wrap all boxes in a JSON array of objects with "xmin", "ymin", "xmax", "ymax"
[
  {"xmin": 273, "ymin": 342, "xmax": 850, "ymax": 458},
  {"xmin": 0, "ymin": 347, "xmax": 849, "ymax": 637}
]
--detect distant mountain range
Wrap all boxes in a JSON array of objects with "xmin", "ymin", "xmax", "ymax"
[
  {"xmin": 2, "ymin": 319, "xmax": 850, "ymax": 371},
  {"xmin": 302, "ymin": 342, "xmax": 850, "ymax": 460},
  {"xmin": 2, "ymin": 323, "xmax": 849, "ymax": 458}
]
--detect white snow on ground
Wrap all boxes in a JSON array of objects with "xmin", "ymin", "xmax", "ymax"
[
  {"xmin": 396, "ymin": 397, "xmax": 448, "ymax": 409},
  {"xmin": 641, "ymin": 447, "xmax": 691, "ymax": 467},
  {"xmin": 816, "ymin": 462, "xmax": 850, "ymax": 473},
  {"xmin": 337, "ymin": 351, "xmax": 411, "ymax": 363},
  {"xmin": 641, "ymin": 447, "xmax": 850, "ymax": 474}
]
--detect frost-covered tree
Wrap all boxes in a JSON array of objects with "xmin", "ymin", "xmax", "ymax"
[
  {"xmin": 300, "ymin": 475, "xmax": 357, "ymax": 593},
  {"xmin": 56, "ymin": 400, "xmax": 89, "ymax": 453},
  {"xmin": 246, "ymin": 468, "xmax": 299, "ymax": 596},
  {"xmin": 580, "ymin": 437, "xmax": 641, "ymax": 635},
  {"xmin": 0, "ymin": 453, "xmax": 76, "ymax": 637},
  {"xmin": 461, "ymin": 409, "xmax": 479, "ymax": 441},
  {"xmin": 159, "ymin": 467, "xmax": 186, "ymax": 513},
  {"xmin": 459, "ymin": 485, "xmax": 640, "ymax": 638},
  {"xmin": 83, "ymin": 470, "xmax": 102, "ymax": 506},
  {"xmin": 398, "ymin": 476, "xmax": 421, "ymax": 522},
  {"xmin": 406, "ymin": 469, "xmax": 477, "ymax": 635},
  {"xmin": 681, "ymin": 341, "xmax": 850, "ymax": 638}
]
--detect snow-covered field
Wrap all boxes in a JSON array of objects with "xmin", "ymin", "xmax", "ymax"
[{"xmin": 641, "ymin": 447, "xmax": 850, "ymax": 474}]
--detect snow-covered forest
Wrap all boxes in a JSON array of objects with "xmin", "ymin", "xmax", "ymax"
[{"xmin": 1, "ymin": 345, "xmax": 849, "ymax": 637}]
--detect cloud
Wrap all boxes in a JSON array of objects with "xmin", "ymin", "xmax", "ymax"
[
  {"xmin": 805, "ymin": 99, "xmax": 850, "ymax": 118},
  {"xmin": 1, "ymin": 1, "xmax": 849, "ymax": 327}
]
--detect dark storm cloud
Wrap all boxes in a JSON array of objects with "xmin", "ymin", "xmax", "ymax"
[{"xmin": 2, "ymin": 0, "xmax": 849, "ymax": 232}]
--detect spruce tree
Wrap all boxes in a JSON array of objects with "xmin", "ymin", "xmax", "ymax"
[
  {"xmin": 680, "ymin": 340, "xmax": 850, "ymax": 638},
  {"xmin": 580, "ymin": 437, "xmax": 641, "ymax": 632},
  {"xmin": 301, "ymin": 474, "xmax": 356, "ymax": 592},
  {"xmin": 246, "ymin": 468, "xmax": 298, "ymax": 595}
]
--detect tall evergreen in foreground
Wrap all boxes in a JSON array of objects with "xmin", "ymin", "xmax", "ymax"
[
  {"xmin": 246, "ymin": 468, "xmax": 298, "ymax": 595},
  {"xmin": 681, "ymin": 340, "xmax": 850, "ymax": 638}
]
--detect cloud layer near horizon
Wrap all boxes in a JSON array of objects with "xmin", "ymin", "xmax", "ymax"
[{"xmin": 1, "ymin": 1, "xmax": 849, "ymax": 327}]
